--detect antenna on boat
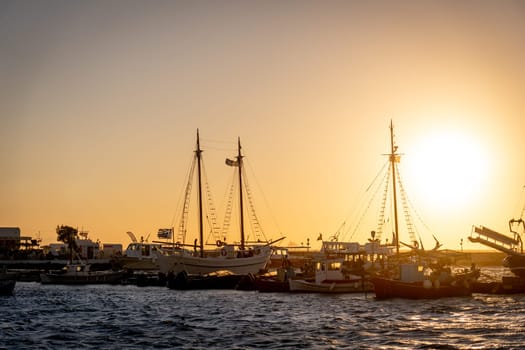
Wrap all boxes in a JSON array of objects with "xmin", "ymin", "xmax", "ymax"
[{"xmin": 389, "ymin": 120, "xmax": 400, "ymax": 255}]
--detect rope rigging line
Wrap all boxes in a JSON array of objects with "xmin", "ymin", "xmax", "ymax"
[
  {"xmin": 200, "ymin": 161, "xmax": 221, "ymax": 245},
  {"xmin": 394, "ymin": 164, "xmax": 419, "ymax": 245},
  {"xmin": 220, "ymin": 172, "xmax": 235, "ymax": 240},
  {"xmin": 243, "ymin": 157, "xmax": 283, "ymax": 239},
  {"xmin": 177, "ymin": 155, "xmax": 197, "ymax": 245},
  {"xmin": 393, "ymin": 162, "xmax": 449, "ymax": 250},
  {"xmin": 344, "ymin": 161, "xmax": 390, "ymax": 241},
  {"xmin": 199, "ymin": 137, "xmax": 238, "ymax": 152},
  {"xmin": 242, "ymin": 165, "xmax": 267, "ymax": 243},
  {"xmin": 169, "ymin": 152, "xmax": 195, "ymax": 234},
  {"xmin": 244, "ymin": 158, "xmax": 282, "ymax": 240},
  {"xmin": 374, "ymin": 162, "xmax": 392, "ymax": 241}
]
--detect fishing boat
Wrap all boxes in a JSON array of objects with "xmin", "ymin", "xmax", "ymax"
[
  {"xmin": 368, "ymin": 121, "xmax": 478, "ymax": 299},
  {"xmin": 157, "ymin": 131, "xmax": 282, "ymax": 276},
  {"xmin": 289, "ymin": 256, "xmax": 372, "ymax": 293},
  {"xmin": 0, "ymin": 266, "xmax": 17, "ymax": 295},
  {"xmin": 251, "ymin": 271, "xmax": 291, "ymax": 292},
  {"xmin": 40, "ymin": 262, "xmax": 125, "ymax": 285},
  {"xmin": 469, "ymin": 217, "xmax": 525, "ymax": 277},
  {"xmin": 372, "ymin": 263, "xmax": 479, "ymax": 299},
  {"xmin": 113, "ymin": 231, "xmax": 167, "ymax": 271}
]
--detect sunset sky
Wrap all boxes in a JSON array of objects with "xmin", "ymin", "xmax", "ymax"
[{"xmin": 2, "ymin": 1, "xmax": 525, "ymax": 251}]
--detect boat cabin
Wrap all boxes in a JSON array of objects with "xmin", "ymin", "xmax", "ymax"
[
  {"xmin": 315, "ymin": 258, "xmax": 347, "ymax": 284},
  {"xmin": 124, "ymin": 242, "xmax": 162, "ymax": 260}
]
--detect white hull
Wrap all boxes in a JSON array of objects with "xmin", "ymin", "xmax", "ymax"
[
  {"xmin": 157, "ymin": 246, "xmax": 272, "ymax": 275},
  {"xmin": 288, "ymin": 278, "xmax": 373, "ymax": 293}
]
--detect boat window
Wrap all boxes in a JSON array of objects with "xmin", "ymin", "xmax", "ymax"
[
  {"xmin": 418, "ymin": 265, "xmax": 424, "ymax": 272},
  {"xmin": 328, "ymin": 262, "xmax": 341, "ymax": 271}
]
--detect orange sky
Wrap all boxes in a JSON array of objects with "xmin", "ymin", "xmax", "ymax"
[{"xmin": 1, "ymin": 1, "xmax": 525, "ymax": 251}]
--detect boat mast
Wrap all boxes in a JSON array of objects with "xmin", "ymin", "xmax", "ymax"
[
  {"xmin": 389, "ymin": 120, "xmax": 400, "ymax": 255},
  {"xmin": 237, "ymin": 137, "xmax": 245, "ymax": 250},
  {"xmin": 196, "ymin": 129, "xmax": 205, "ymax": 257}
]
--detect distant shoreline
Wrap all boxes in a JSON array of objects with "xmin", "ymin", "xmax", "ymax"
[
  {"xmin": 457, "ymin": 251, "xmax": 507, "ymax": 267},
  {"xmin": 287, "ymin": 249, "xmax": 509, "ymax": 267}
]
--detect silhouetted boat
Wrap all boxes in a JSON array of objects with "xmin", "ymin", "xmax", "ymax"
[
  {"xmin": 470, "ymin": 218, "xmax": 525, "ymax": 277},
  {"xmin": 372, "ymin": 263, "xmax": 479, "ymax": 299},
  {"xmin": 236, "ymin": 267, "xmax": 296, "ymax": 293},
  {"xmin": 253, "ymin": 275, "xmax": 290, "ymax": 292},
  {"xmin": 157, "ymin": 131, "xmax": 282, "ymax": 276},
  {"xmin": 0, "ymin": 266, "xmax": 16, "ymax": 295},
  {"xmin": 40, "ymin": 262, "xmax": 125, "ymax": 285},
  {"xmin": 468, "ymin": 208, "xmax": 525, "ymax": 293},
  {"xmin": 369, "ymin": 121, "xmax": 478, "ymax": 299}
]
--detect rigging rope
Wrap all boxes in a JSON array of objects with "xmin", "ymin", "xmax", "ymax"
[
  {"xmin": 221, "ymin": 173, "xmax": 235, "ymax": 240},
  {"xmin": 242, "ymin": 166, "xmax": 266, "ymax": 242},
  {"xmin": 169, "ymin": 152, "xmax": 195, "ymax": 236},
  {"xmin": 177, "ymin": 155, "xmax": 197, "ymax": 245},
  {"xmin": 394, "ymin": 164, "xmax": 419, "ymax": 245},
  {"xmin": 200, "ymin": 161, "xmax": 221, "ymax": 244},
  {"xmin": 345, "ymin": 161, "xmax": 390, "ymax": 241},
  {"xmin": 374, "ymin": 162, "xmax": 391, "ymax": 241},
  {"xmin": 244, "ymin": 157, "xmax": 282, "ymax": 239}
]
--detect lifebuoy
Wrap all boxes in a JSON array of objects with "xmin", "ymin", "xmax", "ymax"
[
  {"xmin": 216, "ymin": 240, "xmax": 223, "ymax": 247},
  {"xmin": 221, "ymin": 249, "xmax": 227, "ymax": 256}
]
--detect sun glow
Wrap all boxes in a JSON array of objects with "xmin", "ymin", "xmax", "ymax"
[{"xmin": 404, "ymin": 129, "xmax": 490, "ymax": 213}]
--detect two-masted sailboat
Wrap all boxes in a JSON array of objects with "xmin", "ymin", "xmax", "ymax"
[
  {"xmin": 370, "ymin": 121, "xmax": 479, "ymax": 299},
  {"xmin": 157, "ymin": 131, "xmax": 281, "ymax": 276}
]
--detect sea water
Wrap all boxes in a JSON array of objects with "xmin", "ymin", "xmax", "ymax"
[{"xmin": 1, "ymin": 280, "xmax": 525, "ymax": 349}]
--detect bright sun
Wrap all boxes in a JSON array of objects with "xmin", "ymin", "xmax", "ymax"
[{"xmin": 404, "ymin": 129, "xmax": 490, "ymax": 213}]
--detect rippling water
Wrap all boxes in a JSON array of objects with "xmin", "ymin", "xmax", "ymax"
[{"xmin": 2, "ymin": 281, "xmax": 525, "ymax": 349}]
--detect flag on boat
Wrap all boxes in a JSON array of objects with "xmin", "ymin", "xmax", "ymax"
[
  {"xmin": 225, "ymin": 158, "xmax": 239, "ymax": 167},
  {"xmin": 157, "ymin": 228, "xmax": 173, "ymax": 239}
]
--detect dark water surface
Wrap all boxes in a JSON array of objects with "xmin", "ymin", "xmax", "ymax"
[{"xmin": 2, "ymin": 281, "xmax": 525, "ymax": 349}]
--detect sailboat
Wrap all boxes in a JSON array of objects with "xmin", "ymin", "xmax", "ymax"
[
  {"xmin": 370, "ymin": 121, "xmax": 479, "ymax": 299},
  {"xmin": 157, "ymin": 130, "xmax": 281, "ymax": 277}
]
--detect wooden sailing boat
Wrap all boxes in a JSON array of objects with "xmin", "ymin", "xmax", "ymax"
[
  {"xmin": 370, "ymin": 121, "xmax": 479, "ymax": 299},
  {"xmin": 157, "ymin": 130, "xmax": 281, "ymax": 277}
]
